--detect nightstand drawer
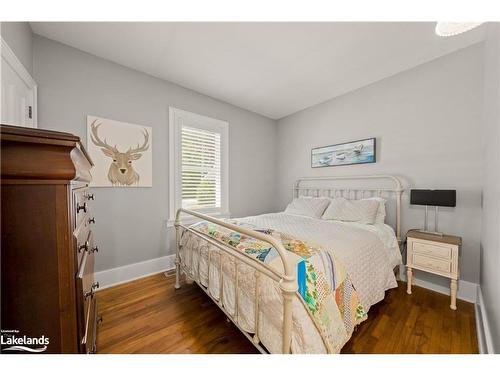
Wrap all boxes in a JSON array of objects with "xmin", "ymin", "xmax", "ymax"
[
  {"xmin": 412, "ymin": 241, "xmax": 451, "ymax": 260},
  {"xmin": 413, "ymin": 253, "xmax": 451, "ymax": 273}
]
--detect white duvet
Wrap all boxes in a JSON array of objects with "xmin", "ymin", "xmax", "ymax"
[{"xmin": 179, "ymin": 212, "xmax": 401, "ymax": 353}]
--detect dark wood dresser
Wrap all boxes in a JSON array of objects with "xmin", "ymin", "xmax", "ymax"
[{"xmin": 1, "ymin": 124, "xmax": 100, "ymax": 354}]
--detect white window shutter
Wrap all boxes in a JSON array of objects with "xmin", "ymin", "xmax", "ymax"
[{"xmin": 181, "ymin": 126, "xmax": 222, "ymax": 210}]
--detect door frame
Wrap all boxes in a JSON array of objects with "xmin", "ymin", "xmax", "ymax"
[{"xmin": 1, "ymin": 37, "xmax": 37, "ymax": 127}]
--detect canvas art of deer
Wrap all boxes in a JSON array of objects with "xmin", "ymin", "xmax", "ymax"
[{"xmin": 90, "ymin": 120, "xmax": 150, "ymax": 186}]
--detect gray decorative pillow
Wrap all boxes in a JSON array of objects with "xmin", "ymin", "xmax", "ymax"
[
  {"xmin": 321, "ymin": 197, "xmax": 380, "ymax": 224},
  {"xmin": 363, "ymin": 197, "xmax": 386, "ymax": 224},
  {"xmin": 284, "ymin": 197, "xmax": 331, "ymax": 218}
]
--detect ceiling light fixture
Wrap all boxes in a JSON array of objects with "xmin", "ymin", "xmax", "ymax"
[{"xmin": 435, "ymin": 22, "xmax": 484, "ymax": 37}]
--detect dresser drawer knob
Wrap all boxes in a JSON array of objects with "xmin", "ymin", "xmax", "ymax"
[
  {"xmin": 84, "ymin": 290, "xmax": 94, "ymax": 299},
  {"xmin": 91, "ymin": 246, "xmax": 99, "ymax": 253},
  {"xmin": 88, "ymin": 217, "xmax": 96, "ymax": 224},
  {"xmin": 86, "ymin": 193, "xmax": 95, "ymax": 201},
  {"xmin": 77, "ymin": 202, "xmax": 87, "ymax": 213},
  {"xmin": 78, "ymin": 241, "xmax": 89, "ymax": 253}
]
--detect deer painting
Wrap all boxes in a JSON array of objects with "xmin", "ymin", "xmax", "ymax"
[{"xmin": 89, "ymin": 120, "xmax": 150, "ymax": 186}]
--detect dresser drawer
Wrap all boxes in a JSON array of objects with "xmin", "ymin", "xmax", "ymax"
[
  {"xmin": 81, "ymin": 297, "xmax": 98, "ymax": 354},
  {"xmin": 74, "ymin": 208, "xmax": 90, "ymax": 238},
  {"xmin": 412, "ymin": 253, "xmax": 451, "ymax": 274},
  {"xmin": 75, "ymin": 227, "xmax": 90, "ymax": 264},
  {"xmin": 75, "ymin": 229, "xmax": 99, "ymax": 267},
  {"xmin": 412, "ymin": 241, "xmax": 452, "ymax": 259},
  {"xmin": 73, "ymin": 187, "xmax": 93, "ymax": 229},
  {"xmin": 76, "ymin": 248, "xmax": 99, "ymax": 351},
  {"xmin": 77, "ymin": 249, "xmax": 95, "ymax": 304}
]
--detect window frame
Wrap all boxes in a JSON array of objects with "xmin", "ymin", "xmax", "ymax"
[{"xmin": 168, "ymin": 107, "xmax": 229, "ymax": 226}]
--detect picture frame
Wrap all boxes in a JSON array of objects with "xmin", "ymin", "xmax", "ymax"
[
  {"xmin": 311, "ymin": 137, "xmax": 376, "ymax": 168},
  {"xmin": 86, "ymin": 115, "xmax": 153, "ymax": 187}
]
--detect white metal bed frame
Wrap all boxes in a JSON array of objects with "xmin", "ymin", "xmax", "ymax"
[{"xmin": 174, "ymin": 175, "xmax": 403, "ymax": 354}]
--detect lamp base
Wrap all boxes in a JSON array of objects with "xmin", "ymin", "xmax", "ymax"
[{"xmin": 420, "ymin": 206, "xmax": 443, "ymax": 236}]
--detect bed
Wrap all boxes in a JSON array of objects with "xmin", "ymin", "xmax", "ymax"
[{"xmin": 174, "ymin": 175, "xmax": 403, "ymax": 353}]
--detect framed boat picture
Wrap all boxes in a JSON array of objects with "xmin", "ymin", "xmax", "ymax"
[{"xmin": 311, "ymin": 138, "xmax": 376, "ymax": 168}]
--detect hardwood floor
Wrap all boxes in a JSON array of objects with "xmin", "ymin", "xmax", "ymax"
[
  {"xmin": 341, "ymin": 280, "xmax": 478, "ymax": 354},
  {"xmin": 96, "ymin": 273, "xmax": 478, "ymax": 354}
]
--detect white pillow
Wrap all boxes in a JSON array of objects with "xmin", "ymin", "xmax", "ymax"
[
  {"xmin": 284, "ymin": 197, "xmax": 331, "ymax": 218},
  {"xmin": 363, "ymin": 197, "xmax": 387, "ymax": 224},
  {"xmin": 321, "ymin": 197, "xmax": 379, "ymax": 224}
]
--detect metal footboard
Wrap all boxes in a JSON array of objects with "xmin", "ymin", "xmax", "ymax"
[{"xmin": 174, "ymin": 208, "xmax": 297, "ymax": 354}]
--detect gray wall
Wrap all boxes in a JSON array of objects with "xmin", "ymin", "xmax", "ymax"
[
  {"xmin": 0, "ymin": 22, "xmax": 33, "ymax": 75},
  {"xmin": 276, "ymin": 44, "xmax": 485, "ymax": 285},
  {"xmin": 480, "ymin": 24, "xmax": 500, "ymax": 353},
  {"xmin": 33, "ymin": 35, "xmax": 277, "ymax": 272}
]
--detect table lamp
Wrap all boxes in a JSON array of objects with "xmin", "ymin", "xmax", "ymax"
[{"xmin": 410, "ymin": 189, "xmax": 456, "ymax": 235}]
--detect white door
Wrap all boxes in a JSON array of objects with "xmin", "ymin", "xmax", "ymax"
[{"xmin": 0, "ymin": 38, "xmax": 37, "ymax": 128}]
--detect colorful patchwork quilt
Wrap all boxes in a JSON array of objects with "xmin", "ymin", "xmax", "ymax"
[{"xmin": 188, "ymin": 220, "xmax": 367, "ymax": 353}]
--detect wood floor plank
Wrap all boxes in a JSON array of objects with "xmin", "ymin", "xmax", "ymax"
[{"xmin": 96, "ymin": 273, "xmax": 478, "ymax": 354}]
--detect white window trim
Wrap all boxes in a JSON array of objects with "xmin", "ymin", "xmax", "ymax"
[{"xmin": 168, "ymin": 107, "xmax": 229, "ymax": 227}]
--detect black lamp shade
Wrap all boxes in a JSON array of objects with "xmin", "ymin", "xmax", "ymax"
[{"xmin": 410, "ymin": 189, "xmax": 456, "ymax": 207}]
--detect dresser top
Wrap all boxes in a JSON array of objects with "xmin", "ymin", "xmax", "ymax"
[
  {"xmin": 407, "ymin": 229, "xmax": 462, "ymax": 246},
  {"xmin": 1, "ymin": 124, "xmax": 80, "ymax": 142},
  {"xmin": 1, "ymin": 124, "xmax": 93, "ymax": 183}
]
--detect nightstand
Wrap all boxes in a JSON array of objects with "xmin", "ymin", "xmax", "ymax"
[{"xmin": 406, "ymin": 230, "xmax": 461, "ymax": 310}]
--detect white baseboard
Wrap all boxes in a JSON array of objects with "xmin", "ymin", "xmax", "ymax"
[
  {"xmin": 98, "ymin": 257, "xmax": 478, "ymax": 300},
  {"xmin": 95, "ymin": 254, "xmax": 176, "ymax": 290},
  {"xmin": 399, "ymin": 271, "xmax": 478, "ymax": 303},
  {"xmin": 476, "ymin": 286, "xmax": 495, "ymax": 354},
  {"xmin": 414, "ymin": 278, "xmax": 477, "ymax": 303}
]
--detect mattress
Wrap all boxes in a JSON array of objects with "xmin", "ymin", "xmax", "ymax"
[{"xmin": 179, "ymin": 212, "xmax": 401, "ymax": 353}]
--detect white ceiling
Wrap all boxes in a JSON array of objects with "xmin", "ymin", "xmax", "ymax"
[{"xmin": 31, "ymin": 22, "xmax": 487, "ymax": 119}]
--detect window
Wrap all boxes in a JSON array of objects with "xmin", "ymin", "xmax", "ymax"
[
  {"xmin": 181, "ymin": 126, "xmax": 221, "ymax": 210},
  {"xmin": 169, "ymin": 108, "xmax": 229, "ymax": 224}
]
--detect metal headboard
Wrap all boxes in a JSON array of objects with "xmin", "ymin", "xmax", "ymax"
[{"xmin": 293, "ymin": 175, "xmax": 404, "ymax": 243}]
